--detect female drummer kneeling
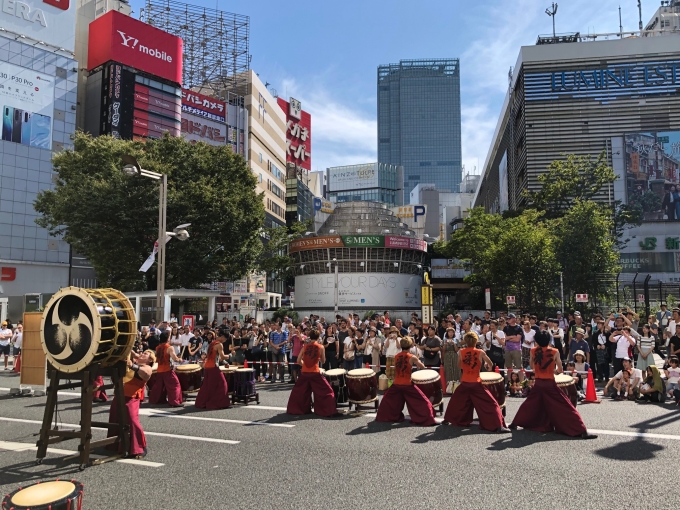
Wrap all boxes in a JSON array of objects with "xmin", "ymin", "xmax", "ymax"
[
  {"xmin": 375, "ymin": 337, "xmax": 436, "ymax": 426},
  {"xmin": 443, "ymin": 331, "xmax": 510, "ymax": 433},
  {"xmin": 287, "ymin": 330, "xmax": 339, "ymax": 417}
]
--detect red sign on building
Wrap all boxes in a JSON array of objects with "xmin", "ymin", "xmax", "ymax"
[
  {"xmin": 87, "ymin": 11, "xmax": 183, "ymax": 85},
  {"xmin": 181, "ymin": 89, "xmax": 226, "ymax": 122},
  {"xmin": 277, "ymin": 96, "xmax": 312, "ymax": 170}
]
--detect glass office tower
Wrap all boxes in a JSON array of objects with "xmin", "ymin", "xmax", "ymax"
[{"xmin": 378, "ymin": 59, "xmax": 462, "ymax": 204}]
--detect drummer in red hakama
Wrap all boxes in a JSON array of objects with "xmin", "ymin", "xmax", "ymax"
[
  {"xmin": 376, "ymin": 337, "xmax": 436, "ymax": 426},
  {"xmin": 107, "ymin": 349, "xmax": 155, "ymax": 458},
  {"xmin": 287, "ymin": 330, "xmax": 338, "ymax": 417},
  {"xmin": 510, "ymin": 331, "xmax": 597, "ymax": 439},
  {"xmin": 195, "ymin": 330, "xmax": 231, "ymax": 410},
  {"xmin": 443, "ymin": 331, "xmax": 509, "ymax": 433},
  {"xmin": 149, "ymin": 332, "xmax": 183, "ymax": 407},
  {"xmin": 92, "ymin": 375, "xmax": 108, "ymax": 402}
]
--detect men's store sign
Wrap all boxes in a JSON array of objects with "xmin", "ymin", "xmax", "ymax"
[
  {"xmin": 288, "ymin": 235, "xmax": 427, "ymax": 253},
  {"xmin": 0, "ymin": 0, "xmax": 76, "ymax": 52}
]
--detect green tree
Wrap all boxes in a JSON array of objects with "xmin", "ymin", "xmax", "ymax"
[
  {"xmin": 35, "ymin": 132, "xmax": 265, "ymax": 291},
  {"xmin": 257, "ymin": 220, "xmax": 310, "ymax": 280}
]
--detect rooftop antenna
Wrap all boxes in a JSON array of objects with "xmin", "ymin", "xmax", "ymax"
[
  {"xmin": 619, "ymin": 5, "xmax": 623, "ymax": 37},
  {"xmin": 637, "ymin": 0, "xmax": 643, "ymax": 30},
  {"xmin": 545, "ymin": 2, "xmax": 558, "ymax": 37}
]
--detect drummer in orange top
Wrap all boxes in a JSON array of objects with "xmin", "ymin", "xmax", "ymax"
[
  {"xmin": 195, "ymin": 330, "xmax": 231, "ymax": 410},
  {"xmin": 375, "ymin": 337, "xmax": 436, "ymax": 426},
  {"xmin": 92, "ymin": 375, "xmax": 108, "ymax": 403},
  {"xmin": 511, "ymin": 331, "xmax": 597, "ymax": 439},
  {"xmin": 287, "ymin": 330, "xmax": 339, "ymax": 417},
  {"xmin": 107, "ymin": 349, "xmax": 155, "ymax": 458},
  {"xmin": 149, "ymin": 332, "xmax": 183, "ymax": 407},
  {"xmin": 443, "ymin": 331, "xmax": 509, "ymax": 433}
]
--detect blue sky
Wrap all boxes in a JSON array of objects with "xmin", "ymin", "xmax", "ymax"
[{"xmin": 130, "ymin": 0, "xmax": 659, "ymax": 174}]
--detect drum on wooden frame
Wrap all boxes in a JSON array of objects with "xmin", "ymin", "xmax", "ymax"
[
  {"xmin": 219, "ymin": 366, "xmax": 236, "ymax": 393},
  {"xmin": 346, "ymin": 368, "xmax": 378, "ymax": 408},
  {"xmin": 234, "ymin": 368, "xmax": 256, "ymax": 397},
  {"xmin": 2, "ymin": 480, "xmax": 84, "ymax": 510},
  {"xmin": 40, "ymin": 287, "xmax": 136, "ymax": 373},
  {"xmin": 175, "ymin": 363, "xmax": 203, "ymax": 393},
  {"xmin": 555, "ymin": 373, "xmax": 578, "ymax": 407},
  {"xmin": 324, "ymin": 368, "xmax": 349, "ymax": 405},
  {"xmin": 480, "ymin": 372, "xmax": 506, "ymax": 412},
  {"xmin": 411, "ymin": 369, "xmax": 443, "ymax": 410}
]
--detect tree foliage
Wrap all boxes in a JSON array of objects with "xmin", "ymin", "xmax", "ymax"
[
  {"xmin": 257, "ymin": 220, "xmax": 310, "ymax": 280},
  {"xmin": 35, "ymin": 132, "xmax": 265, "ymax": 291}
]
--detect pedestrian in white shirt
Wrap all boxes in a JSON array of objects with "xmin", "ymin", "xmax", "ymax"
[
  {"xmin": 11, "ymin": 324, "xmax": 22, "ymax": 356},
  {"xmin": 0, "ymin": 321, "xmax": 12, "ymax": 370}
]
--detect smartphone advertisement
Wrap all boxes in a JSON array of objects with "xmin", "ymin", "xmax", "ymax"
[{"xmin": 0, "ymin": 61, "xmax": 55, "ymax": 150}]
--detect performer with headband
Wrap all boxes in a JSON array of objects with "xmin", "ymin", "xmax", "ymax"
[
  {"xmin": 510, "ymin": 330, "xmax": 597, "ymax": 439},
  {"xmin": 443, "ymin": 331, "xmax": 509, "ymax": 433},
  {"xmin": 195, "ymin": 330, "xmax": 231, "ymax": 410},
  {"xmin": 149, "ymin": 332, "xmax": 183, "ymax": 407},
  {"xmin": 376, "ymin": 337, "xmax": 436, "ymax": 426},
  {"xmin": 107, "ymin": 349, "xmax": 155, "ymax": 458},
  {"xmin": 287, "ymin": 330, "xmax": 338, "ymax": 417}
]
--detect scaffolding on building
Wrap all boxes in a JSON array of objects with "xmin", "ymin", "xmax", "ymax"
[{"xmin": 141, "ymin": 0, "xmax": 250, "ymax": 95}]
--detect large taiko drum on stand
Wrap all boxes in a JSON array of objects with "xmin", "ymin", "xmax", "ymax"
[
  {"xmin": 2, "ymin": 480, "xmax": 84, "ymax": 510},
  {"xmin": 324, "ymin": 368, "xmax": 349, "ymax": 405},
  {"xmin": 556, "ymin": 373, "xmax": 578, "ymax": 407},
  {"xmin": 40, "ymin": 287, "xmax": 136, "ymax": 373},
  {"xmin": 480, "ymin": 372, "xmax": 507, "ymax": 416},
  {"xmin": 411, "ymin": 369, "xmax": 444, "ymax": 415},
  {"xmin": 346, "ymin": 368, "xmax": 378, "ymax": 410},
  {"xmin": 176, "ymin": 363, "xmax": 203, "ymax": 394},
  {"xmin": 219, "ymin": 366, "xmax": 236, "ymax": 394}
]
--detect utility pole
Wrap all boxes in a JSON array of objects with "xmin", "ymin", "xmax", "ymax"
[
  {"xmin": 619, "ymin": 5, "xmax": 623, "ymax": 37},
  {"xmin": 638, "ymin": 0, "xmax": 643, "ymax": 30},
  {"xmin": 560, "ymin": 272, "xmax": 565, "ymax": 313},
  {"xmin": 545, "ymin": 3, "xmax": 558, "ymax": 37}
]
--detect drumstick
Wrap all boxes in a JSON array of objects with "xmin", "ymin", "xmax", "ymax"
[{"xmin": 180, "ymin": 345, "xmax": 186, "ymax": 359}]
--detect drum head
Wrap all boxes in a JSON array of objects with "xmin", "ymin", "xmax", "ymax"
[
  {"xmin": 176, "ymin": 363, "xmax": 200, "ymax": 373},
  {"xmin": 236, "ymin": 368, "xmax": 254, "ymax": 373},
  {"xmin": 555, "ymin": 374, "xmax": 575, "ymax": 385},
  {"xmin": 412, "ymin": 369, "xmax": 439, "ymax": 383},
  {"xmin": 480, "ymin": 372, "xmax": 503, "ymax": 383},
  {"xmin": 325, "ymin": 369, "xmax": 347, "ymax": 376},
  {"xmin": 11, "ymin": 481, "xmax": 75, "ymax": 507},
  {"xmin": 347, "ymin": 368, "xmax": 375, "ymax": 378}
]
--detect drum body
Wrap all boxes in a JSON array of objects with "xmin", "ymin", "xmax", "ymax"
[
  {"xmin": 480, "ymin": 372, "xmax": 506, "ymax": 408},
  {"xmin": 3, "ymin": 480, "xmax": 84, "ymax": 510},
  {"xmin": 346, "ymin": 368, "xmax": 378, "ymax": 404},
  {"xmin": 219, "ymin": 366, "xmax": 236, "ymax": 392},
  {"xmin": 147, "ymin": 363, "xmax": 159, "ymax": 391},
  {"xmin": 40, "ymin": 287, "xmax": 136, "ymax": 373},
  {"xmin": 324, "ymin": 368, "xmax": 349, "ymax": 404},
  {"xmin": 555, "ymin": 374, "xmax": 578, "ymax": 407},
  {"xmin": 234, "ymin": 368, "xmax": 256, "ymax": 397},
  {"xmin": 176, "ymin": 363, "xmax": 203, "ymax": 393},
  {"xmin": 411, "ymin": 369, "xmax": 443, "ymax": 407}
]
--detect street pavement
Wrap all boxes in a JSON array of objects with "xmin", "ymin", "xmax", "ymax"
[{"xmin": 0, "ymin": 366, "xmax": 677, "ymax": 510}]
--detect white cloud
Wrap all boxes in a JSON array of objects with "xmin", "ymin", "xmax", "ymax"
[
  {"xmin": 461, "ymin": 101, "xmax": 499, "ymax": 175},
  {"xmin": 279, "ymin": 78, "xmax": 376, "ymax": 172}
]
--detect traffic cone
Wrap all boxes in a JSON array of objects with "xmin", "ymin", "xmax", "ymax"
[
  {"xmin": 439, "ymin": 364, "xmax": 447, "ymax": 394},
  {"xmin": 583, "ymin": 368, "xmax": 601, "ymax": 404},
  {"xmin": 13, "ymin": 353, "xmax": 20, "ymax": 373},
  {"xmin": 243, "ymin": 358, "xmax": 248, "ymax": 369}
]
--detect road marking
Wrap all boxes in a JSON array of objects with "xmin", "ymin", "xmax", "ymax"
[
  {"xmin": 588, "ymin": 429, "xmax": 680, "ymax": 441},
  {"xmin": 0, "ymin": 417, "xmax": 240, "ymax": 445},
  {"xmin": 139, "ymin": 408, "xmax": 295, "ymax": 428},
  {"xmin": 0, "ymin": 441, "xmax": 164, "ymax": 467}
]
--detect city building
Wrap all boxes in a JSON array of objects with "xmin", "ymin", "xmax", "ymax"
[
  {"xmin": 289, "ymin": 202, "xmax": 426, "ymax": 313},
  {"xmin": 409, "ymin": 183, "xmax": 475, "ymax": 240},
  {"xmin": 473, "ymin": 23, "xmax": 680, "ymax": 282},
  {"xmin": 378, "ymin": 59, "xmax": 462, "ymax": 204},
  {"xmin": 0, "ymin": 0, "xmax": 79, "ymax": 319},
  {"xmin": 326, "ymin": 163, "xmax": 404, "ymax": 206},
  {"xmin": 285, "ymin": 167, "xmax": 315, "ymax": 227}
]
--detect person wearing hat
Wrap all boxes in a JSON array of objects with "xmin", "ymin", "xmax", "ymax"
[
  {"xmin": 376, "ymin": 337, "xmax": 436, "ymax": 426},
  {"xmin": 568, "ymin": 327, "xmax": 590, "ymax": 364},
  {"xmin": 0, "ymin": 321, "xmax": 12, "ymax": 370},
  {"xmin": 510, "ymin": 331, "xmax": 596, "ymax": 439}
]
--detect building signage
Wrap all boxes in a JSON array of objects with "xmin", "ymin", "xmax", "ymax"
[
  {"xmin": 289, "ymin": 234, "xmax": 427, "ymax": 253},
  {"xmin": 328, "ymin": 163, "xmax": 379, "ymax": 191},
  {"xmin": 619, "ymin": 252, "xmax": 678, "ymax": 273},
  {"xmin": 181, "ymin": 112, "xmax": 226, "ymax": 145},
  {"xmin": 0, "ymin": 61, "xmax": 55, "ymax": 149},
  {"xmin": 342, "ymin": 235, "xmax": 384, "ymax": 248},
  {"xmin": 313, "ymin": 197, "xmax": 334, "ymax": 215},
  {"xmin": 277, "ymin": 97, "xmax": 311, "ymax": 170},
  {"xmin": 181, "ymin": 89, "xmax": 226, "ymax": 122},
  {"xmin": 294, "ymin": 273, "xmax": 421, "ymax": 309},
  {"xmin": 0, "ymin": 0, "xmax": 76, "ymax": 52},
  {"xmin": 431, "ymin": 258, "xmax": 470, "ymax": 279},
  {"xmin": 87, "ymin": 11, "xmax": 183, "ymax": 85},
  {"xmin": 391, "ymin": 205, "xmax": 427, "ymax": 229},
  {"xmin": 289, "ymin": 236, "xmax": 345, "ymax": 253},
  {"xmin": 384, "ymin": 236, "xmax": 427, "ymax": 251}
]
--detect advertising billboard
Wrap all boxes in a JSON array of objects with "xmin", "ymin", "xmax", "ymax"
[
  {"xmin": 87, "ymin": 11, "xmax": 183, "ymax": 85},
  {"xmin": 0, "ymin": 0, "xmax": 76, "ymax": 53},
  {"xmin": 182, "ymin": 89, "xmax": 226, "ymax": 122},
  {"xmin": 624, "ymin": 131, "xmax": 680, "ymax": 222},
  {"xmin": 277, "ymin": 96, "xmax": 312, "ymax": 170},
  {"xmin": 0, "ymin": 61, "xmax": 55, "ymax": 149},
  {"xmin": 288, "ymin": 235, "xmax": 427, "ymax": 253},
  {"xmin": 328, "ymin": 163, "xmax": 379, "ymax": 191},
  {"xmin": 294, "ymin": 273, "xmax": 421, "ymax": 309},
  {"xmin": 180, "ymin": 89, "xmax": 226, "ymax": 146}
]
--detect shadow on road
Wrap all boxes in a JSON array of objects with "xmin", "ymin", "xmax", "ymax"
[
  {"xmin": 594, "ymin": 438, "xmax": 664, "ymax": 461},
  {"xmin": 486, "ymin": 430, "xmax": 576, "ymax": 451},
  {"xmin": 0, "ymin": 458, "xmax": 80, "ymax": 487}
]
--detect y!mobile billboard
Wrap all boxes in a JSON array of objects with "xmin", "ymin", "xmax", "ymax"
[
  {"xmin": 87, "ymin": 11, "xmax": 183, "ymax": 85},
  {"xmin": 0, "ymin": 61, "xmax": 54, "ymax": 149},
  {"xmin": 0, "ymin": 0, "xmax": 76, "ymax": 52}
]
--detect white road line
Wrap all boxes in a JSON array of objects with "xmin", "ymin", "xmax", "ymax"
[
  {"xmin": 0, "ymin": 417, "xmax": 240, "ymax": 445},
  {"xmin": 0, "ymin": 441, "xmax": 164, "ymax": 467},
  {"xmin": 139, "ymin": 408, "xmax": 294, "ymax": 428},
  {"xmin": 588, "ymin": 429, "xmax": 680, "ymax": 441}
]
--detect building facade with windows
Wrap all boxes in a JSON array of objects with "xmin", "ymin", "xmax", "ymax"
[
  {"xmin": 378, "ymin": 59, "xmax": 462, "ymax": 204},
  {"xmin": 327, "ymin": 163, "xmax": 404, "ymax": 206}
]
